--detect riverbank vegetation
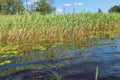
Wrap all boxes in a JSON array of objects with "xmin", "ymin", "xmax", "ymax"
[
  {"xmin": 0, "ymin": 13, "xmax": 120, "ymax": 47},
  {"xmin": 0, "ymin": 1, "xmax": 120, "ymax": 57},
  {"xmin": 1, "ymin": 0, "xmax": 120, "ymax": 79}
]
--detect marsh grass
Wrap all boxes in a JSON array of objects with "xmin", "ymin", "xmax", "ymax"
[{"xmin": 0, "ymin": 13, "xmax": 120, "ymax": 48}]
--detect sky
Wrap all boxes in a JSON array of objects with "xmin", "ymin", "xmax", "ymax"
[{"xmin": 24, "ymin": 0, "xmax": 120, "ymax": 14}]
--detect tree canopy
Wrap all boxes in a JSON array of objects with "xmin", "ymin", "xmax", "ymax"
[
  {"xmin": 0, "ymin": 0, "xmax": 25, "ymax": 14},
  {"xmin": 98, "ymin": 8, "xmax": 103, "ymax": 13},
  {"xmin": 35, "ymin": 0, "xmax": 56, "ymax": 15},
  {"xmin": 108, "ymin": 5, "xmax": 120, "ymax": 13},
  {"xmin": 0, "ymin": 0, "xmax": 56, "ymax": 15}
]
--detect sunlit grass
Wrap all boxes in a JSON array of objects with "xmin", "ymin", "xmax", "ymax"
[
  {"xmin": 0, "ymin": 60, "xmax": 11, "ymax": 66},
  {"xmin": 0, "ymin": 13, "xmax": 120, "ymax": 50},
  {"xmin": 0, "ymin": 13, "xmax": 119, "ymax": 59}
]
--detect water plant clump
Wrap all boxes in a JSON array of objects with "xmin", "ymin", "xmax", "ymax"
[{"xmin": 0, "ymin": 13, "xmax": 120, "ymax": 49}]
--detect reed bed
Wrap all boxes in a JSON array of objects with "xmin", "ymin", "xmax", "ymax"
[
  {"xmin": 1, "ymin": 13, "xmax": 120, "ymax": 78},
  {"xmin": 0, "ymin": 13, "xmax": 120, "ymax": 47}
]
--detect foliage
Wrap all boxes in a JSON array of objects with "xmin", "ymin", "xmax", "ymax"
[
  {"xmin": 0, "ymin": 0, "xmax": 55, "ymax": 15},
  {"xmin": 0, "ymin": 0, "xmax": 25, "ymax": 14},
  {"xmin": 0, "ymin": 13, "xmax": 120, "ymax": 45},
  {"xmin": 109, "ymin": 5, "xmax": 120, "ymax": 13},
  {"xmin": 98, "ymin": 8, "xmax": 103, "ymax": 13},
  {"xmin": 11, "ymin": 0, "xmax": 25, "ymax": 14},
  {"xmin": 35, "ymin": 0, "xmax": 56, "ymax": 15}
]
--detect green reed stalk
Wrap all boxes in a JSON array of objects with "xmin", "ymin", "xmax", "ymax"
[{"xmin": 95, "ymin": 65, "xmax": 99, "ymax": 80}]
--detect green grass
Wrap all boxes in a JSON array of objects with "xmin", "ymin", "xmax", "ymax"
[{"xmin": 0, "ymin": 13, "xmax": 120, "ymax": 46}]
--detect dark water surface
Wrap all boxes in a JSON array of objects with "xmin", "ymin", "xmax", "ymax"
[{"xmin": 0, "ymin": 34, "xmax": 120, "ymax": 80}]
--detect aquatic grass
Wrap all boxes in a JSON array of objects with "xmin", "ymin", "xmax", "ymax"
[
  {"xmin": 0, "ymin": 60, "xmax": 11, "ymax": 66},
  {"xmin": 0, "ymin": 13, "xmax": 120, "ymax": 47},
  {"xmin": 95, "ymin": 65, "xmax": 99, "ymax": 80}
]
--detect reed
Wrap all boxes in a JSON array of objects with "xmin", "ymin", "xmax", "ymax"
[
  {"xmin": 0, "ymin": 13, "xmax": 120, "ymax": 46},
  {"xmin": 95, "ymin": 65, "xmax": 99, "ymax": 80}
]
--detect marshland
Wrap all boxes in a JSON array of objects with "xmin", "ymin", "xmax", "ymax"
[{"xmin": 0, "ymin": 0, "xmax": 120, "ymax": 80}]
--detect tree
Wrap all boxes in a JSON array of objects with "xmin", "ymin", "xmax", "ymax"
[
  {"xmin": 0, "ymin": 0, "xmax": 12, "ymax": 14},
  {"xmin": 98, "ymin": 8, "xmax": 103, "ymax": 13},
  {"xmin": 35, "ymin": 0, "xmax": 56, "ymax": 15},
  {"xmin": 0, "ymin": 0, "xmax": 25, "ymax": 14},
  {"xmin": 108, "ymin": 5, "xmax": 120, "ymax": 13},
  {"xmin": 11, "ymin": 0, "xmax": 25, "ymax": 14}
]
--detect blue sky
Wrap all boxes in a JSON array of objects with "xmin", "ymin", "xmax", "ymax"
[
  {"xmin": 54, "ymin": 0, "xmax": 120, "ymax": 13},
  {"xmin": 24, "ymin": 0, "xmax": 120, "ymax": 13}
]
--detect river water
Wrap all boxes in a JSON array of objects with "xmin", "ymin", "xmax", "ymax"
[{"xmin": 0, "ymin": 34, "xmax": 120, "ymax": 80}]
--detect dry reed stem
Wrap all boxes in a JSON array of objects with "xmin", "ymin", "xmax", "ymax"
[{"xmin": 0, "ymin": 25, "xmax": 117, "ymax": 46}]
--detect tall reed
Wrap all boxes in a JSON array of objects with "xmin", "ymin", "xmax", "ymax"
[{"xmin": 0, "ymin": 13, "xmax": 120, "ymax": 46}]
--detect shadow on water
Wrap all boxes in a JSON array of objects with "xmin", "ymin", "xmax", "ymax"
[{"xmin": 0, "ymin": 34, "xmax": 120, "ymax": 80}]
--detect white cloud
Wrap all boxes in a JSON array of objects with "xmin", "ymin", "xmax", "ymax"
[
  {"xmin": 24, "ymin": 0, "xmax": 40, "ymax": 6},
  {"xmin": 74, "ymin": 2, "xmax": 84, "ymax": 6},
  {"xmin": 64, "ymin": 3, "xmax": 72, "ymax": 7},
  {"xmin": 56, "ymin": 8, "xmax": 63, "ymax": 13},
  {"xmin": 24, "ymin": 2, "xmax": 33, "ymax": 6},
  {"xmin": 31, "ymin": 0, "xmax": 40, "ymax": 3}
]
